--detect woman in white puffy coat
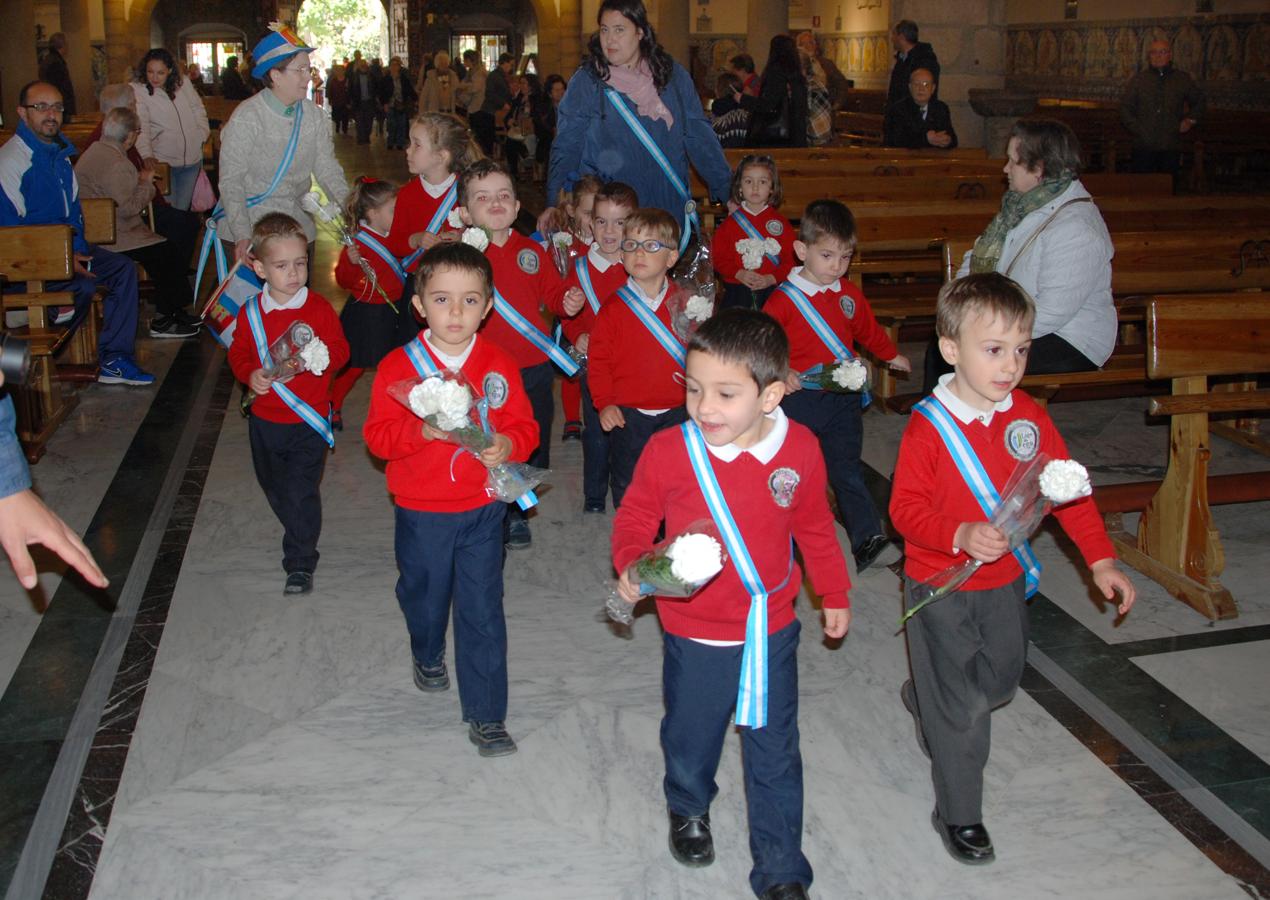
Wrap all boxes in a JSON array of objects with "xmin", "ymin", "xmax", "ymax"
[{"xmin": 132, "ymin": 49, "xmax": 210, "ymax": 211}]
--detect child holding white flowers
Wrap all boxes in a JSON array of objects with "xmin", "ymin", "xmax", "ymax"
[
  {"xmin": 766, "ymin": 199, "xmax": 912, "ymax": 573},
  {"xmin": 890, "ymin": 272, "xmax": 1135, "ymax": 866},
  {"xmin": 710, "ymin": 154, "xmax": 795, "ymax": 311},
  {"xmin": 363, "ymin": 242, "xmax": 538, "ymax": 758},
  {"xmin": 228, "ymin": 213, "xmax": 350, "ymax": 595},
  {"xmin": 612, "ymin": 309, "xmax": 850, "ymax": 900}
]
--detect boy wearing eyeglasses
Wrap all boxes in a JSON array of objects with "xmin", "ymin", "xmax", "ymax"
[{"xmin": 587, "ymin": 208, "xmax": 693, "ymax": 508}]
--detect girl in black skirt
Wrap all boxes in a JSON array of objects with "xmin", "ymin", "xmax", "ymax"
[{"xmin": 329, "ymin": 177, "xmax": 406, "ymax": 430}]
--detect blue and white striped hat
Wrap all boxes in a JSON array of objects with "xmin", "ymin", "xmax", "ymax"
[{"xmin": 251, "ymin": 23, "xmax": 314, "ymax": 79}]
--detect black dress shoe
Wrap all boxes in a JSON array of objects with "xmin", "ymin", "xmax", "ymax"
[
  {"xmin": 932, "ymin": 809, "xmax": 995, "ymax": 864},
  {"xmin": 901, "ymin": 679, "xmax": 930, "ymax": 758},
  {"xmin": 760, "ymin": 883, "xmax": 809, "ymax": 900},
  {"xmin": 668, "ymin": 812, "xmax": 714, "ymax": 867},
  {"xmin": 853, "ymin": 533, "xmax": 902, "ymax": 572},
  {"xmin": 284, "ymin": 571, "xmax": 313, "ymax": 595}
]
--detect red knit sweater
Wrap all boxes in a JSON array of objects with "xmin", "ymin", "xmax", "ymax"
[
  {"xmin": 890, "ymin": 390, "xmax": 1116, "ymax": 589},
  {"xmin": 479, "ymin": 232, "xmax": 568, "ymax": 369},
  {"xmin": 588, "ymin": 281, "xmax": 690, "ymax": 411},
  {"xmin": 363, "ymin": 335, "xmax": 538, "ymax": 512},
  {"xmin": 227, "ymin": 291, "xmax": 350, "ymax": 426},
  {"xmin": 765, "ymin": 277, "xmax": 898, "ymax": 371},
  {"xmin": 383, "ymin": 175, "xmax": 461, "ymax": 266},
  {"xmin": 558, "ymin": 253, "xmax": 628, "ymax": 345},
  {"xmin": 335, "ymin": 227, "xmax": 407, "ymax": 304},
  {"xmin": 710, "ymin": 206, "xmax": 795, "ymax": 285},
  {"xmin": 613, "ymin": 418, "xmax": 850, "ymax": 641}
]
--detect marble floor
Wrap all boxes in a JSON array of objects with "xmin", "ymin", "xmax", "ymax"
[{"xmin": 1, "ymin": 132, "xmax": 1268, "ymax": 900}]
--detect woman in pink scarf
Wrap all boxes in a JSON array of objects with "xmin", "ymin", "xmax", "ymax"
[{"xmin": 539, "ymin": 0, "xmax": 731, "ymax": 235}]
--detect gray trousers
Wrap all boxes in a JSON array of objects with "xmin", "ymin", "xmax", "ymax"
[{"xmin": 903, "ymin": 576, "xmax": 1028, "ymax": 825}]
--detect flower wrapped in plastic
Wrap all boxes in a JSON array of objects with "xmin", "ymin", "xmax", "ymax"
[
  {"xmin": 263, "ymin": 320, "xmax": 330, "ymax": 381},
  {"xmin": 666, "ymin": 290, "xmax": 715, "ymax": 345},
  {"xmin": 899, "ymin": 453, "xmax": 1093, "ymax": 625},
  {"xmin": 300, "ymin": 191, "xmax": 397, "ymax": 311},
  {"xmin": 605, "ymin": 520, "xmax": 729, "ymax": 625},
  {"xmin": 545, "ymin": 229, "xmax": 581, "ymax": 278},
  {"xmin": 736, "ymin": 236, "xmax": 781, "ymax": 271},
  {"xmin": 387, "ymin": 369, "xmax": 549, "ymax": 507},
  {"xmin": 460, "ymin": 226, "xmax": 491, "ymax": 252},
  {"xmin": 799, "ymin": 358, "xmax": 870, "ymax": 394}
]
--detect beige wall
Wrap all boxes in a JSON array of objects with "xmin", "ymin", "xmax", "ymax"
[{"xmin": 1008, "ymin": 0, "xmax": 1268, "ymax": 22}]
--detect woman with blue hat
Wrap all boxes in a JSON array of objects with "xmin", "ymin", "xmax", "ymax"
[{"xmin": 205, "ymin": 23, "xmax": 349, "ymax": 279}]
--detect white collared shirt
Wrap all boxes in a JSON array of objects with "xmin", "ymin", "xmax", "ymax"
[
  {"xmin": 787, "ymin": 266, "xmax": 840, "ymax": 295},
  {"xmin": 260, "ymin": 285, "xmax": 308, "ymax": 314},
  {"xmin": 624, "ymin": 276, "xmax": 669, "ymax": 311},
  {"xmin": 359, "ymin": 223, "xmax": 390, "ymax": 238},
  {"xmin": 423, "ymin": 329, "xmax": 478, "ymax": 370},
  {"xmin": 588, "ymin": 245, "xmax": 619, "ymax": 272},
  {"xmin": 740, "ymin": 202, "xmax": 768, "ymax": 217},
  {"xmin": 421, "ymin": 173, "xmax": 456, "ymax": 199},
  {"xmin": 933, "ymin": 372, "xmax": 1014, "ymax": 427}
]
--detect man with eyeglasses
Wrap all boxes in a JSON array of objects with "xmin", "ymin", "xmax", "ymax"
[
  {"xmin": 884, "ymin": 19, "xmax": 940, "ymax": 148},
  {"xmin": 0, "ymin": 81, "xmax": 154, "ymax": 385},
  {"xmin": 884, "ymin": 68, "xmax": 957, "ymax": 150}
]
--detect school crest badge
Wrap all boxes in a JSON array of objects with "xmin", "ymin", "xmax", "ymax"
[
  {"xmin": 1004, "ymin": 419, "xmax": 1040, "ymax": 461},
  {"xmin": 765, "ymin": 219, "xmax": 784, "ymax": 237},
  {"xmin": 769, "ymin": 467, "xmax": 800, "ymax": 508},
  {"xmin": 839, "ymin": 295, "xmax": 856, "ymax": 318},
  {"xmin": 517, "ymin": 248, "xmax": 539, "ymax": 275},
  {"xmin": 483, "ymin": 372, "xmax": 510, "ymax": 409}
]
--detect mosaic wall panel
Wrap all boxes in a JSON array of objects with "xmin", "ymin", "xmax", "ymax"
[{"xmin": 1006, "ymin": 15, "xmax": 1270, "ymax": 111}]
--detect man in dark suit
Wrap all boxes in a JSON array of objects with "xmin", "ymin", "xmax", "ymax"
[
  {"xmin": 884, "ymin": 68, "xmax": 957, "ymax": 150},
  {"xmin": 884, "ymin": 20, "xmax": 939, "ymax": 142}
]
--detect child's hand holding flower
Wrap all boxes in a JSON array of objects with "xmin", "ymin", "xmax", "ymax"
[
  {"xmin": 479, "ymin": 433, "xmax": 513, "ymax": 468},
  {"xmin": 954, "ymin": 521, "xmax": 1009, "ymax": 564},
  {"xmin": 562, "ymin": 286, "xmax": 586, "ymax": 317}
]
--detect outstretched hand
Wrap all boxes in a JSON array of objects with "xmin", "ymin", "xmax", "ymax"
[
  {"xmin": 1091, "ymin": 559, "xmax": 1136, "ymax": 616},
  {"xmin": 0, "ymin": 489, "xmax": 107, "ymax": 591}
]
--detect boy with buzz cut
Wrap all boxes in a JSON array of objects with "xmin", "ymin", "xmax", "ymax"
[
  {"xmin": 456, "ymin": 158, "xmax": 583, "ymax": 548},
  {"xmin": 765, "ymin": 199, "xmax": 913, "ymax": 573},
  {"xmin": 228, "ymin": 212, "xmax": 350, "ymax": 596},
  {"xmin": 611, "ymin": 309, "xmax": 851, "ymax": 900},
  {"xmin": 891, "ymin": 272, "xmax": 1135, "ymax": 865},
  {"xmin": 364, "ymin": 242, "xmax": 538, "ymax": 758},
  {"xmin": 587, "ymin": 207, "xmax": 693, "ymax": 509},
  {"xmin": 556, "ymin": 180, "xmax": 640, "ymax": 513}
]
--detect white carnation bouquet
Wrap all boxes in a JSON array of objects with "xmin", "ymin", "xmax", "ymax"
[
  {"xmin": 387, "ymin": 369, "xmax": 549, "ymax": 506},
  {"xmin": 799, "ymin": 358, "xmax": 870, "ymax": 393},
  {"xmin": 460, "ymin": 226, "xmax": 491, "ymax": 252},
  {"xmin": 736, "ymin": 236, "xmax": 781, "ymax": 271},
  {"xmin": 262, "ymin": 320, "xmax": 329, "ymax": 380},
  {"xmin": 605, "ymin": 520, "xmax": 730, "ymax": 626},
  {"xmin": 300, "ymin": 191, "xmax": 397, "ymax": 311},
  {"xmin": 446, "ymin": 208, "xmax": 465, "ymax": 229},
  {"xmin": 899, "ymin": 453, "xmax": 1093, "ymax": 625}
]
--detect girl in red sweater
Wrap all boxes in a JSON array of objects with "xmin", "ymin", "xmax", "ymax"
[{"xmin": 710, "ymin": 154, "xmax": 795, "ymax": 311}]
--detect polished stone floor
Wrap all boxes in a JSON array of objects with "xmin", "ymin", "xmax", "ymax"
[{"xmin": 1, "ymin": 131, "xmax": 1267, "ymax": 899}]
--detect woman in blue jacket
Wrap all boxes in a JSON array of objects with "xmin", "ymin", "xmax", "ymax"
[{"xmin": 540, "ymin": 0, "xmax": 731, "ymax": 244}]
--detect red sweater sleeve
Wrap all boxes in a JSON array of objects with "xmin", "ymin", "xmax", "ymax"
[
  {"xmin": 363, "ymin": 348, "xmax": 430, "ymax": 461},
  {"xmin": 846, "ymin": 287, "xmax": 899, "ymax": 363},
  {"xmin": 788, "ymin": 439, "xmax": 851, "ymax": 609},
  {"xmin": 711, "ymin": 216, "xmax": 746, "ymax": 284},
  {"xmin": 1042, "ymin": 414, "xmax": 1117, "ymax": 567},
  {"xmin": 335, "ymin": 247, "xmax": 367, "ymax": 295},
  {"xmin": 587, "ymin": 298, "xmax": 620, "ymax": 410},
  {"xmin": 889, "ymin": 415, "xmax": 964, "ymax": 558}
]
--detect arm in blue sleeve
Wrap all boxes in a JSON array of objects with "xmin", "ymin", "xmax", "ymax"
[
  {"xmin": 674, "ymin": 66, "xmax": 733, "ymax": 204},
  {"xmin": 0, "ymin": 395, "xmax": 33, "ymax": 499},
  {"xmin": 547, "ymin": 69, "xmax": 594, "ymax": 204}
]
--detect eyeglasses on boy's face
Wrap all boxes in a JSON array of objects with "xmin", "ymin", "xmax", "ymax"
[
  {"xmin": 24, "ymin": 102, "xmax": 65, "ymax": 113},
  {"xmin": 620, "ymin": 239, "xmax": 672, "ymax": 253}
]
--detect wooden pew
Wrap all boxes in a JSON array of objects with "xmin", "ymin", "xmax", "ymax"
[
  {"xmin": 1095, "ymin": 293, "xmax": 1270, "ymax": 620},
  {"xmin": 719, "ymin": 146, "xmax": 990, "ymax": 165},
  {"xmin": 0, "ymin": 225, "xmax": 79, "ymax": 462}
]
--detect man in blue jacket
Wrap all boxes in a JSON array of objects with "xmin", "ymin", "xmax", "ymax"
[{"xmin": 0, "ymin": 81, "xmax": 153, "ymax": 385}]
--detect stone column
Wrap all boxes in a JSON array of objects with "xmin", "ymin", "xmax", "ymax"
[
  {"xmin": 890, "ymin": 0, "xmax": 1007, "ymax": 149},
  {"xmin": 747, "ymin": 0, "xmax": 789, "ymax": 70},
  {"xmin": 60, "ymin": 0, "xmax": 97, "ymax": 115},
  {"xmin": 0, "ymin": 4, "xmax": 39, "ymax": 124},
  {"xmin": 658, "ymin": 0, "xmax": 690, "ymax": 68}
]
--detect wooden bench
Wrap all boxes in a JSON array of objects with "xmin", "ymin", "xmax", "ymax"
[
  {"xmin": 0, "ymin": 225, "xmax": 79, "ymax": 462},
  {"xmin": 1094, "ymin": 293, "xmax": 1270, "ymax": 620}
]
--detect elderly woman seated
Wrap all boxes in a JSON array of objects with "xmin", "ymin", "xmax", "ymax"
[{"xmin": 73, "ymin": 106, "xmax": 201, "ymax": 338}]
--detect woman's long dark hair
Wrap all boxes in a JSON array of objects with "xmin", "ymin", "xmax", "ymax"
[
  {"xmin": 584, "ymin": 0, "xmax": 675, "ymax": 92},
  {"xmin": 762, "ymin": 35, "xmax": 805, "ymax": 84},
  {"xmin": 136, "ymin": 48, "xmax": 182, "ymax": 98}
]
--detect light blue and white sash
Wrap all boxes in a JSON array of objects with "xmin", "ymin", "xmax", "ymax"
[
  {"xmin": 604, "ymin": 89, "xmax": 697, "ymax": 254},
  {"xmin": 355, "ymin": 230, "xmax": 408, "ymax": 291},
  {"xmin": 731, "ymin": 211, "xmax": 780, "ymax": 267},
  {"xmin": 575, "ymin": 257, "xmax": 603, "ymax": 316},
  {"xmin": 778, "ymin": 281, "xmax": 871, "ymax": 407},
  {"xmin": 616, "ymin": 286, "xmax": 685, "ymax": 367},
  {"xmin": 682, "ymin": 421, "xmax": 773, "ymax": 728},
  {"xmin": 195, "ymin": 104, "xmax": 305, "ymax": 296},
  {"xmin": 405, "ymin": 336, "xmax": 539, "ymax": 510},
  {"xmin": 245, "ymin": 295, "xmax": 334, "ymax": 447},
  {"xmin": 913, "ymin": 396, "xmax": 1041, "ymax": 596},
  {"xmin": 492, "ymin": 287, "xmax": 580, "ymax": 376},
  {"xmin": 401, "ymin": 181, "xmax": 458, "ymax": 270}
]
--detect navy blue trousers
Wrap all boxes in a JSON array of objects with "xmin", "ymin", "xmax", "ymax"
[
  {"xmin": 608, "ymin": 405, "xmax": 687, "ymax": 509},
  {"xmin": 579, "ymin": 372, "xmax": 610, "ymax": 508},
  {"xmin": 662, "ymin": 619, "xmax": 812, "ymax": 897},
  {"xmin": 248, "ymin": 417, "xmax": 328, "ymax": 574},
  {"xmin": 394, "ymin": 502, "xmax": 508, "ymax": 723},
  {"xmin": 781, "ymin": 389, "xmax": 879, "ymax": 552},
  {"xmin": 47, "ymin": 245, "xmax": 139, "ymax": 362}
]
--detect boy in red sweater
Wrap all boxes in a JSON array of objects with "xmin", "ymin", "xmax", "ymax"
[
  {"xmin": 363, "ymin": 243, "xmax": 538, "ymax": 758},
  {"xmin": 588, "ymin": 208, "xmax": 693, "ymax": 508},
  {"xmin": 766, "ymin": 199, "xmax": 912, "ymax": 573},
  {"xmin": 611, "ymin": 309, "xmax": 850, "ymax": 900},
  {"xmin": 557, "ymin": 180, "xmax": 639, "ymax": 512},
  {"xmin": 457, "ymin": 159, "xmax": 582, "ymax": 546},
  {"xmin": 228, "ymin": 213, "xmax": 350, "ymax": 595},
  {"xmin": 890, "ymin": 273, "xmax": 1135, "ymax": 865}
]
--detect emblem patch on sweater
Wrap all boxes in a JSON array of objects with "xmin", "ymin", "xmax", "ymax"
[
  {"xmin": 1004, "ymin": 419, "xmax": 1040, "ymax": 460},
  {"xmin": 769, "ymin": 467, "xmax": 800, "ymax": 508},
  {"xmin": 483, "ymin": 372, "xmax": 509, "ymax": 409},
  {"xmin": 838, "ymin": 295, "xmax": 855, "ymax": 318},
  {"xmin": 517, "ymin": 248, "xmax": 539, "ymax": 274},
  {"xmin": 765, "ymin": 219, "xmax": 784, "ymax": 237}
]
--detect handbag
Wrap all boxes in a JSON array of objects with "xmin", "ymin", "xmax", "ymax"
[{"xmin": 190, "ymin": 168, "xmax": 217, "ymax": 213}]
